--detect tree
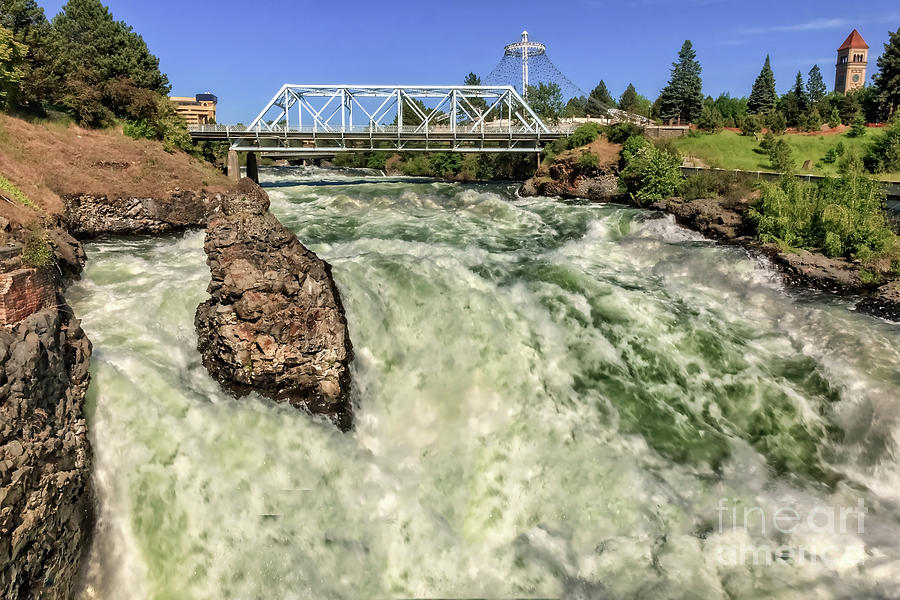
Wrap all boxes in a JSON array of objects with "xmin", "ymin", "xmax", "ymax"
[
  {"xmin": 562, "ymin": 96, "xmax": 588, "ymax": 117},
  {"xmin": 464, "ymin": 71, "xmax": 488, "ymax": 113},
  {"xmin": 49, "ymin": 0, "xmax": 170, "ymax": 125},
  {"xmin": 696, "ymin": 104, "xmax": 724, "ymax": 132},
  {"xmin": 828, "ymin": 106, "xmax": 842, "ymax": 128},
  {"xmin": 848, "ymin": 111, "xmax": 867, "ymax": 137},
  {"xmin": 658, "ymin": 40, "xmax": 704, "ymax": 124},
  {"xmin": 0, "ymin": 0, "xmax": 53, "ymax": 109},
  {"xmin": 792, "ymin": 71, "xmax": 808, "ymax": 112},
  {"xmin": 874, "ymin": 28, "xmax": 900, "ymax": 118},
  {"xmin": 589, "ymin": 80, "xmax": 614, "ymax": 107},
  {"xmin": 807, "ymin": 64, "xmax": 827, "ymax": 103},
  {"xmin": 748, "ymin": 55, "xmax": 777, "ymax": 114},
  {"xmin": 0, "ymin": 23, "xmax": 26, "ymax": 108},
  {"xmin": 527, "ymin": 82, "xmax": 563, "ymax": 123},
  {"xmin": 619, "ymin": 83, "xmax": 639, "ymax": 111}
]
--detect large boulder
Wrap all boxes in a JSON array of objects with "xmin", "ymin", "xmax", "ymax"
[{"xmin": 195, "ymin": 180, "xmax": 353, "ymax": 430}]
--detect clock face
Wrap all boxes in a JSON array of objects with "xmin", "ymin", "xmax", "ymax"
[{"xmin": 853, "ymin": 74, "xmax": 861, "ymax": 83}]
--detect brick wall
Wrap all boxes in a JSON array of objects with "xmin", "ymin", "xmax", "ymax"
[{"xmin": 0, "ymin": 268, "xmax": 56, "ymax": 326}]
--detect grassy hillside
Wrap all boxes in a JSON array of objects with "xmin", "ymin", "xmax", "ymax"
[
  {"xmin": 674, "ymin": 129, "xmax": 900, "ymax": 181},
  {"xmin": 0, "ymin": 114, "xmax": 231, "ymax": 227}
]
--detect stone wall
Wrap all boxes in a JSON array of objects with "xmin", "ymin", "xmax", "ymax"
[
  {"xmin": 0, "ymin": 304, "xmax": 93, "ymax": 599},
  {"xmin": 0, "ymin": 268, "xmax": 56, "ymax": 326}
]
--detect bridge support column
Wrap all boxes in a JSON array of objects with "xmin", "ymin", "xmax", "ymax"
[
  {"xmin": 227, "ymin": 150, "xmax": 240, "ymax": 182},
  {"xmin": 246, "ymin": 152, "xmax": 259, "ymax": 184}
]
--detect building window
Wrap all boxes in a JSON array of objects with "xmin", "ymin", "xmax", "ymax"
[{"xmin": 840, "ymin": 56, "xmax": 848, "ymax": 64}]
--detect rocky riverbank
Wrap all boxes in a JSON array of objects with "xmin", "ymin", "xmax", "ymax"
[
  {"xmin": 519, "ymin": 144, "xmax": 900, "ymax": 322},
  {"xmin": 195, "ymin": 179, "xmax": 354, "ymax": 430},
  {"xmin": 0, "ymin": 234, "xmax": 93, "ymax": 599}
]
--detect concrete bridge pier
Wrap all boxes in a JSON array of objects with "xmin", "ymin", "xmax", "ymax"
[
  {"xmin": 246, "ymin": 152, "xmax": 259, "ymax": 184},
  {"xmin": 227, "ymin": 150, "xmax": 240, "ymax": 182},
  {"xmin": 227, "ymin": 151, "xmax": 259, "ymax": 184}
]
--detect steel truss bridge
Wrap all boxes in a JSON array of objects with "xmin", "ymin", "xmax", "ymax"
[{"xmin": 188, "ymin": 84, "xmax": 574, "ymax": 154}]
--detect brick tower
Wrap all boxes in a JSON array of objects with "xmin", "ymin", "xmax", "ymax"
[{"xmin": 835, "ymin": 29, "xmax": 869, "ymax": 94}]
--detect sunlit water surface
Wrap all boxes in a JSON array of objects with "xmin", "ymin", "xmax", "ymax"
[{"xmin": 70, "ymin": 166, "xmax": 900, "ymax": 599}]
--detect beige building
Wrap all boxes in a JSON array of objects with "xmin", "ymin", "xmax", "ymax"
[
  {"xmin": 169, "ymin": 92, "xmax": 217, "ymax": 125},
  {"xmin": 835, "ymin": 30, "xmax": 869, "ymax": 94}
]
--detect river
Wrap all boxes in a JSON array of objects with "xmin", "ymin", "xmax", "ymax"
[{"xmin": 69, "ymin": 167, "xmax": 900, "ymax": 599}]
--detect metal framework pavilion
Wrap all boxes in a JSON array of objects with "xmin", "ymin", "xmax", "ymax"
[{"xmin": 188, "ymin": 84, "xmax": 564, "ymax": 155}]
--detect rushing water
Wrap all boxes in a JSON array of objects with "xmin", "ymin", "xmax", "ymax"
[{"xmin": 69, "ymin": 167, "xmax": 900, "ymax": 599}]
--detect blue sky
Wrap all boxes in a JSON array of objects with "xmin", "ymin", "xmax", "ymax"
[{"xmin": 39, "ymin": 0, "xmax": 900, "ymax": 123}]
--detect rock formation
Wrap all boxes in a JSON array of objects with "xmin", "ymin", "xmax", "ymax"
[
  {"xmin": 64, "ymin": 189, "xmax": 222, "ymax": 238},
  {"xmin": 857, "ymin": 281, "xmax": 900, "ymax": 321},
  {"xmin": 0, "ymin": 238, "xmax": 93, "ymax": 598},
  {"xmin": 195, "ymin": 180, "xmax": 354, "ymax": 430}
]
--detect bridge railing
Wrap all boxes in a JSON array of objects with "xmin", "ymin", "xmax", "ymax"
[{"xmin": 188, "ymin": 123, "xmax": 578, "ymax": 135}]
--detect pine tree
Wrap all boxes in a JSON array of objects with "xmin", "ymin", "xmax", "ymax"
[
  {"xmin": 874, "ymin": 28, "xmax": 900, "ymax": 118},
  {"xmin": 807, "ymin": 64, "xmax": 827, "ymax": 102},
  {"xmin": 658, "ymin": 40, "xmax": 704, "ymax": 124},
  {"xmin": 792, "ymin": 71, "xmax": 808, "ymax": 112},
  {"xmin": 748, "ymin": 56, "xmax": 777, "ymax": 114},
  {"xmin": 828, "ymin": 106, "xmax": 841, "ymax": 128},
  {"xmin": 464, "ymin": 72, "xmax": 487, "ymax": 112},
  {"xmin": 589, "ymin": 80, "xmax": 614, "ymax": 107},
  {"xmin": 618, "ymin": 83, "xmax": 639, "ymax": 112},
  {"xmin": 50, "ymin": 0, "xmax": 170, "ymax": 125}
]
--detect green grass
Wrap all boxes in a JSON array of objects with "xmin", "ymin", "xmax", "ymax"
[
  {"xmin": 0, "ymin": 173, "xmax": 38, "ymax": 209},
  {"xmin": 675, "ymin": 129, "xmax": 900, "ymax": 181}
]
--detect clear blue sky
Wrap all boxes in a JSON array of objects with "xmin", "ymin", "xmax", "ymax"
[{"xmin": 38, "ymin": 0, "xmax": 900, "ymax": 123}]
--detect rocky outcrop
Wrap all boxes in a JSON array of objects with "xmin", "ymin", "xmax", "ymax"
[
  {"xmin": 857, "ymin": 281, "xmax": 900, "ymax": 321},
  {"xmin": 195, "ymin": 180, "xmax": 354, "ymax": 430},
  {"xmin": 0, "ymin": 303, "xmax": 93, "ymax": 599},
  {"xmin": 649, "ymin": 196, "xmax": 754, "ymax": 242},
  {"xmin": 519, "ymin": 159, "xmax": 621, "ymax": 202},
  {"xmin": 63, "ymin": 189, "xmax": 223, "ymax": 238}
]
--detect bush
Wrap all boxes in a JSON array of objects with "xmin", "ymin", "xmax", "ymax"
[
  {"xmin": 22, "ymin": 225, "xmax": 53, "ymax": 268},
  {"xmin": 568, "ymin": 122, "xmax": 602, "ymax": 148},
  {"xmin": 848, "ymin": 112, "xmax": 867, "ymax": 138},
  {"xmin": 757, "ymin": 132, "xmax": 777, "ymax": 153},
  {"xmin": 366, "ymin": 152, "xmax": 389, "ymax": 171},
  {"xmin": 653, "ymin": 137, "xmax": 682, "ymax": 161},
  {"xmin": 864, "ymin": 117, "xmax": 900, "ymax": 173},
  {"xmin": 768, "ymin": 138, "xmax": 795, "ymax": 173},
  {"xmin": 619, "ymin": 144, "xmax": 682, "ymax": 205},
  {"xmin": 123, "ymin": 97, "xmax": 193, "ymax": 153},
  {"xmin": 767, "ymin": 111, "xmax": 787, "ymax": 135},
  {"xmin": 801, "ymin": 108, "xmax": 822, "ymax": 132},
  {"xmin": 429, "ymin": 152, "xmax": 462, "ymax": 177},
  {"xmin": 621, "ymin": 135, "xmax": 650, "ymax": 163},
  {"xmin": 828, "ymin": 106, "xmax": 842, "ymax": 128},
  {"xmin": 749, "ymin": 163, "xmax": 894, "ymax": 259},
  {"xmin": 696, "ymin": 104, "xmax": 725, "ymax": 132},
  {"xmin": 607, "ymin": 122, "xmax": 644, "ymax": 144},
  {"xmin": 679, "ymin": 171, "xmax": 735, "ymax": 200},
  {"xmin": 739, "ymin": 113, "xmax": 761, "ymax": 136},
  {"xmin": 577, "ymin": 150, "xmax": 599, "ymax": 169},
  {"xmin": 400, "ymin": 154, "xmax": 431, "ymax": 176},
  {"xmin": 541, "ymin": 137, "xmax": 569, "ymax": 162}
]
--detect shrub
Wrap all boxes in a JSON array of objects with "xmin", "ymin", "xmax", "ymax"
[
  {"xmin": 429, "ymin": 152, "xmax": 463, "ymax": 177},
  {"xmin": 864, "ymin": 117, "xmax": 900, "ymax": 173},
  {"xmin": 568, "ymin": 122, "xmax": 602, "ymax": 148},
  {"xmin": 679, "ymin": 171, "xmax": 730, "ymax": 200},
  {"xmin": 400, "ymin": 154, "xmax": 432, "ymax": 176},
  {"xmin": 768, "ymin": 138, "xmax": 795, "ymax": 173},
  {"xmin": 607, "ymin": 121, "xmax": 644, "ymax": 144},
  {"xmin": 123, "ymin": 97, "xmax": 193, "ymax": 153},
  {"xmin": 653, "ymin": 137, "xmax": 682, "ymax": 161},
  {"xmin": 621, "ymin": 135, "xmax": 650, "ymax": 163},
  {"xmin": 828, "ymin": 106, "xmax": 842, "ymax": 128},
  {"xmin": 541, "ymin": 137, "xmax": 569, "ymax": 162},
  {"xmin": 757, "ymin": 132, "xmax": 777, "ymax": 153},
  {"xmin": 767, "ymin": 111, "xmax": 787, "ymax": 135},
  {"xmin": 577, "ymin": 150, "xmax": 599, "ymax": 169},
  {"xmin": 22, "ymin": 225, "xmax": 53, "ymax": 268},
  {"xmin": 366, "ymin": 152, "xmax": 389, "ymax": 171},
  {"xmin": 802, "ymin": 108, "xmax": 823, "ymax": 132},
  {"xmin": 749, "ymin": 163, "xmax": 894, "ymax": 259},
  {"xmin": 696, "ymin": 104, "xmax": 725, "ymax": 132},
  {"xmin": 619, "ymin": 144, "xmax": 682, "ymax": 205},
  {"xmin": 848, "ymin": 112, "xmax": 867, "ymax": 138},
  {"xmin": 739, "ymin": 114, "xmax": 761, "ymax": 136}
]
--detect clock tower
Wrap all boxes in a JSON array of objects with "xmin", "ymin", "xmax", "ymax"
[{"xmin": 835, "ymin": 29, "xmax": 869, "ymax": 94}]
